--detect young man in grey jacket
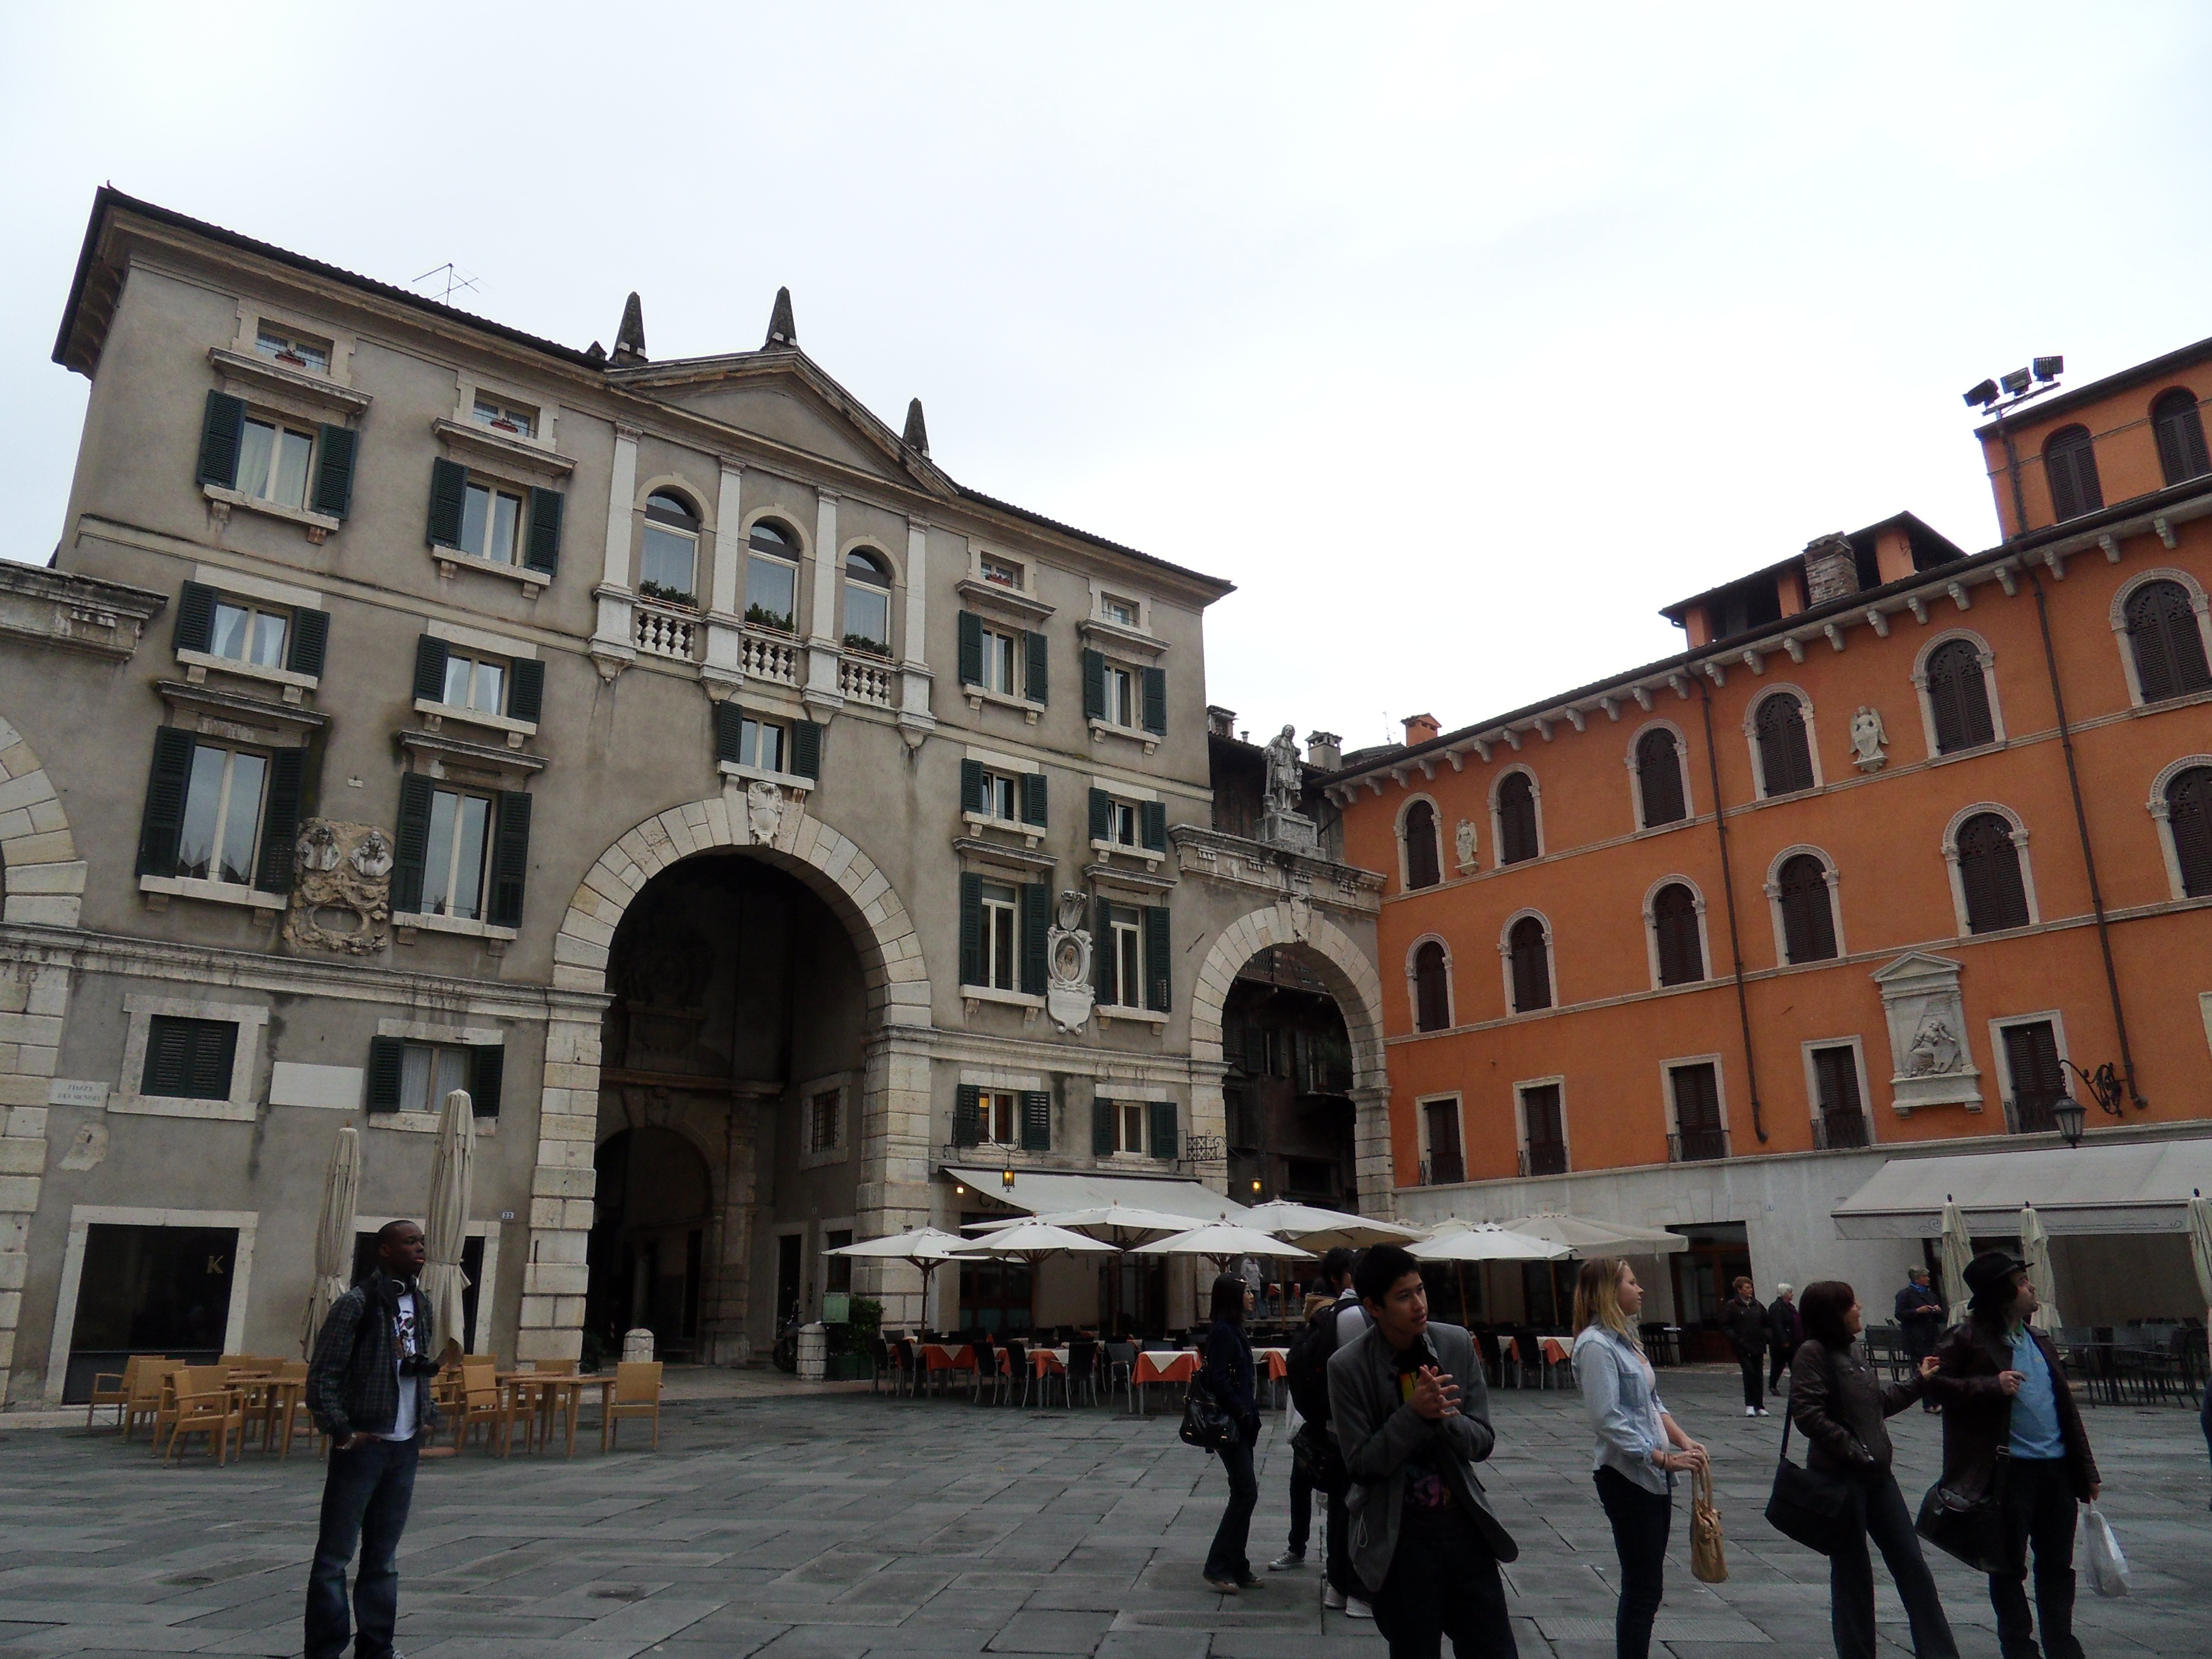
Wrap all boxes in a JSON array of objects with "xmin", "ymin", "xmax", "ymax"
[{"xmin": 1327, "ymin": 1243, "xmax": 1520, "ymax": 1657}]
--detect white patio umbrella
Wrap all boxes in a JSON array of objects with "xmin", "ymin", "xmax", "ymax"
[
  {"xmin": 1131, "ymin": 1222, "xmax": 1318, "ymax": 1265},
  {"xmin": 974, "ymin": 1204, "xmax": 1213, "ymax": 1246},
  {"xmin": 1410, "ymin": 1224, "xmax": 1568, "ymax": 1262},
  {"xmin": 1939, "ymin": 1196, "xmax": 1974, "ymax": 1325},
  {"xmin": 2018, "ymin": 1203, "xmax": 2060, "ymax": 1332},
  {"xmin": 1488, "ymin": 1212, "xmax": 1688, "ymax": 1258},
  {"xmin": 2188, "ymin": 1188, "xmax": 2212, "ymax": 1333},
  {"xmin": 1240, "ymin": 1199, "xmax": 1424, "ymax": 1249},
  {"xmin": 300, "ymin": 1124, "xmax": 361, "ymax": 1359},
  {"xmin": 827, "ymin": 1226, "xmax": 971, "ymax": 1329},
  {"xmin": 419, "ymin": 1089, "xmax": 476, "ymax": 1361},
  {"xmin": 950, "ymin": 1220, "xmax": 1124, "ymax": 1266}
]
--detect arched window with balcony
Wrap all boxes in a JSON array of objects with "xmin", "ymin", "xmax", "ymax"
[
  {"xmin": 1774, "ymin": 852, "xmax": 1839, "ymax": 964},
  {"xmin": 1649, "ymin": 881, "xmax": 1705, "ymax": 987},
  {"xmin": 1411, "ymin": 939, "xmax": 1451, "ymax": 1032},
  {"xmin": 841, "ymin": 547, "xmax": 893, "ymax": 656},
  {"xmin": 2153, "ymin": 388, "xmax": 2210, "ymax": 487},
  {"xmin": 2122, "ymin": 577, "xmax": 2212, "ymax": 703},
  {"xmin": 1753, "ymin": 691, "xmax": 1816, "ymax": 797},
  {"xmin": 744, "ymin": 517, "xmax": 801, "ymax": 632},
  {"xmin": 2161, "ymin": 763, "xmax": 2212, "ymax": 898},
  {"xmin": 1952, "ymin": 810, "xmax": 2033, "ymax": 934},
  {"xmin": 2043, "ymin": 424, "xmax": 2103, "ymax": 522},
  {"xmin": 639, "ymin": 490, "xmax": 701, "ymax": 607},
  {"xmin": 1634, "ymin": 726, "xmax": 1688, "ymax": 828},
  {"xmin": 1922, "ymin": 637, "xmax": 1997, "ymax": 754},
  {"xmin": 1505, "ymin": 914, "xmax": 1553, "ymax": 1013},
  {"xmin": 1401, "ymin": 799, "xmax": 1442, "ymax": 890},
  {"xmin": 1495, "ymin": 770, "xmax": 1540, "ymax": 864}
]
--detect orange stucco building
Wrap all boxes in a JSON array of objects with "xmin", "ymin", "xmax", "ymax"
[{"xmin": 1327, "ymin": 338, "xmax": 2212, "ymax": 1337}]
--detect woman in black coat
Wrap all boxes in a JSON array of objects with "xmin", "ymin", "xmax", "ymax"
[
  {"xmin": 1200, "ymin": 1270, "xmax": 1261, "ymax": 1593},
  {"xmin": 1789, "ymin": 1280, "xmax": 1956, "ymax": 1659}
]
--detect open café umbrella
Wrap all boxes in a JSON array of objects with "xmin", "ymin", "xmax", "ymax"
[
  {"xmin": 2019, "ymin": 1203, "xmax": 2060, "ymax": 1332},
  {"xmin": 2189, "ymin": 1188, "xmax": 2212, "ymax": 1331},
  {"xmin": 419, "ymin": 1089, "xmax": 476, "ymax": 1363},
  {"xmin": 1410, "ymin": 1224, "xmax": 1567, "ymax": 1262},
  {"xmin": 950, "ymin": 1220, "xmax": 1124, "ymax": 1266},
  {"xmin": 1131, "ymin": 1222, "xmax": 1317, "ymax": 1265},
  {"xmin": 1486, "ymin": 1212, "xmax": 1688, "ymax": 1258},
  {"xmin": 1240, "ymin": 1199, "xmax": 1423, "ymax": 1250},
  {"xmin": 1939, "ymin": 1196, "xmax": 1974, "ymax": 1324},
  {"xmin": 301, "ymin": 1124, "xmax": 362, "ymax": 1359},
  {"xmin": 974, "ymin": 1204, "xmax": 1213, "ymax": 1246},
  {"xmin": 828, "ymin": 1227, "xmax": 969, "ymax": 1328}
]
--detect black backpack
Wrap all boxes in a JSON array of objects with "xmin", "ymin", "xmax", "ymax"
[{"xmin": 1286, "ymin": 1301, "xmax": 1347, "ymax": 1424}]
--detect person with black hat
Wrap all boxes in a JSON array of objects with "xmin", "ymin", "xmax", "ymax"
[{"xmin": 1925, "ymin": 1250, "xmax": 2100, "ymax": 1659}]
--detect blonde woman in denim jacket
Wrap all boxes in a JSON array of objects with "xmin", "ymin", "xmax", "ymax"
[{"xmin": 1572, "ymin": 1257, "xmax": 1708, "ymax": 1659}]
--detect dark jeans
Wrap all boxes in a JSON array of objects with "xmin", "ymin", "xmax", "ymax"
[
  {"xmin": 1738, "ymin": 1353, "xmax": 1765, "ymax": 1409},
  {"xmin": 1369, "ymin": 1506, "xmax": 1517, "ymax": 1659},
  {"xmin": 1204, "ymin": 1441, "xmax": 1258, "ymax": 1582},
  {"xmin": 1288, "ymin": 1458, "xmax": 1313, "ymax": 1552},
  {"xmin": 305, "ymin": 1433, "xmax": 420, "ymax": 1659},
  {"xmin": 1990, "ymin": 1457, "xmax": 2081, "ymax": 1659},
  {"xmin": 1768, "ymin": 1344, "xmax": 1795, "ymax": 1393},
  {"xmin": 1326, "ymin": 1487, "xmax": 1355, "ymax": 1597},
  {"xmin": 1831, "ymin": 1469, "xmax": 1957, "ymax": 1659},
  {"xmin": 2200, "ymin": 1381, "xmax": 2211, "ymax": 1507},
  {"xmin": 1593, "ymin": 1468, "xmax": 1670, "ymax": 1659}
]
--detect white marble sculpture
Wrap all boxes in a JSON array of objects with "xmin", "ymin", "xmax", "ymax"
[
  {"xmin": 1454, "ymin": 818, "xmax": 1478, "ymax": 873},
  {"xmin": 1850, "ymin": 706, "xmax": 1889, "ymax": 773},
  {"xmin": 1045, "ymin": 889, "xmax": 1095, "ymax": 1034}
]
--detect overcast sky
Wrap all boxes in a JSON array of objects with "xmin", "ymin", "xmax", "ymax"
[{"xmin": 4, "ymin": 4, "xmax": 2208, "ymax": 750}]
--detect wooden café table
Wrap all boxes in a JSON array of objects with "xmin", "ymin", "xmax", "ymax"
[{"xmin": 499, "ymin": 1371, "xmax": 618, "ymax": 1457}]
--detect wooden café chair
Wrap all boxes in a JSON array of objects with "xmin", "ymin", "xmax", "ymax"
[
  {"xmin": 601, "ymin": 1361, "xmax": 663, "ymax": 1452},
  {"xmin": 455, "ymin": 1360, "xmax": 529, "ymax": 1456},
  {"xmin": 525, "ymin": 1358, "xmax": 577, "ymax": 1449},
  {"xmin": 164, "ymin": 1366, "xmax": 246, "ymax": 1466},
  {"xmin": 121, "ymin": 1359, "xmax": 177, "ymax": 1444},
  {"xmin": 85, "ymin": 1355, "xmax": 161, "ymax": 1430}
]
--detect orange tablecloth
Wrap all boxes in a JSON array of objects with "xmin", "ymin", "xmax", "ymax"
[
  {"xmin": 923, "ymin": 1343, "xmax": 975, "ymax": 1370},
  {"xmin": 1539, "ymin": 1336, "xmax": 1572, "ymax": 1365},
  {"xmin": 1259, "ymin": 1348, "xmax": 1289, "ymax": 1381}
]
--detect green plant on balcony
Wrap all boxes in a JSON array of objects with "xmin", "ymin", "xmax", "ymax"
[
  {"xmin": 638, "ymin": 580, "xmax": 695, "ymax": 608},
  {"xmin": 842, "ymin": 632, "xmax": 892, "ymax": 658},
  {"xmin": 745, "ymin": 603, "xmax": 793, "ymax": 631}
]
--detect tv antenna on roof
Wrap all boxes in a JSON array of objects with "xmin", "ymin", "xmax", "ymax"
[{"xmin": 412, "ymin": 263, "xmax": 481, "ymax": 306}]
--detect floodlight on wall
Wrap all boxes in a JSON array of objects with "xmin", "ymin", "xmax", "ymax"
[
  {"xmin": 2001, "ymin": 367, "xmax": 2033, "ymax": 397},
  {"xmin": 1963, "ymin": 379, "xmax": 2000, "ymax": 409},
  {"xmin": 2033, "ymin": 356, "xmax": 2064, "ymax": 381}
]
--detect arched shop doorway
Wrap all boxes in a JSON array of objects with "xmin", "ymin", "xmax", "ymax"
[
  {"xmin": 584, "ymin": 851, "xmax": 871, "ymax": 1365},
  {"xmin": 1220, "ymin": 946, "xmax": 1358, "ymax": 1210}
]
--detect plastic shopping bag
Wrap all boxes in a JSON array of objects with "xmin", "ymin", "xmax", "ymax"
[{"xmin": 2077, "ymin": 1503, "xmax": 2130, "ymax": 1598}]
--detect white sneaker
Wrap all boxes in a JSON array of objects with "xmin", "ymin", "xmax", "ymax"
[
  {"xmin": 1745, "ymin": 1406, "xmax": 1758, "ymax": 1416},
  {"xmin": 1755, "ymin": 1407, "xmax": 1771, "ymax": 1417},
  {"xmin": 1347, "ymin": 1597, "xmax": 1375, "ymax": 1619},
  {"xmin": 1323, "ymin": 1585, "xmax": 1347, "ymax": 1611}
]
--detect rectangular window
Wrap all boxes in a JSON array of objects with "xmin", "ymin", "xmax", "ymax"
[
  {"xmin": 979, "ymin": 770, "xmax": 1018, "ymax": 822},
  {"xmin": 469, "ymin": 395, "xmax": 536, "ymax": 437},
  {"xmin": 460, "ymin": 481, "xmax": 524, "ymax": 565},
  {"xmin": 825, "ymin": 1229, "xmax": 854, "ymax": 1294},
  {"xmin": 399, "ymin": 1041, "xmax": 473, "ymax": 1114},
  {"xmin": 1424, "ymin": 1099, "xmax": 1464, "ymax": 1185},
  {"xmin": 1811, "ymin": 1045, "xmax": 1870, "ymax": 1149},
  {"xmin": 1111, "ymin": 906, "xmax": 1142, "ymax": 1008},
  {"xmin": 746, "ymin": 553, "xmax": 796, "ymax": 630},
  {"xmin": 980, "ymin": 882, "xmax": 1018, "ymax": 992},
  {"xmin": 969, "ymin": 1089, "xmax": 1018, "ymax": 1145},
  {"xmin": 1669, "ymin": 1063, "xmax": 1728, "ymax": 1161},
  {"xmin": 983, "ymin": 627, "xmax": 1020, "ymax": 696},
  {"xmin": 981, "ymin": 555, "xmax": 1022, "ymax": 588},
  {"xmin": 254, "ymin": 325, "xmax": 330, "ymax": 374},
  {"xmin": 1119, "ymin": 1099, "xmax": 1146, "ymax": 1154},
  {"xmin": 2002, "ymin": 1021, "xmax": 2068, "ymax": 1134},
  {"xmin": 440, "ymin": 652, "xmax": 507, "ymax": 716},
  {"xmin": 810, "ymin": 1088, "xmax": 841, "ymax": 1152},
  {"xmin": 176, "ymin": 743, "xmax": 268, "ymax": 885},
  {"xmin": 1521, "ymin": 1084, "xmax": 1568, "ymax": 1176},
  {"xmin": 206, "ymin": 598, "xmax": 289, "ymax": 670},
  {"xmin": 739, "ymin": 717, "xmax": 786, "ymax": 774},
  {"xmin": 1104, "ymin": 664, "xmax": 1134, "ymax": 726},
  {"xmin": 1108, "ymin": 800, "xmax": 1135, "ymax": 846},
  {"xmin": 142, "ymin": 1015, "xmax": 238, "ymax": 1101},
  {"xmin": 236, "ymin": 418, "xmax": 315, "ymax": 509},
  {"xmin": 422, "ymin": 787, "xmax": 493, "ymax": 920},
  {"xmin": 1101, "ymin": 593, "xmax": 1139, "ymax": 627},
  {"xmin": 639, "ymin": 521, "xmax": 697, "ymax": 604}
]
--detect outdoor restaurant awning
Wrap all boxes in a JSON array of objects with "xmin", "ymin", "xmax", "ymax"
[
  {"xmin": 944, "ymin": 1167, "xmax": 1250, "ymax": 1224},
  {"xmin": 1831, "ymin": 1137, "xmax": 2212, "ymax": 1239}
]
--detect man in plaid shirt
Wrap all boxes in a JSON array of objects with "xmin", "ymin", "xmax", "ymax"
[{"xmin": 305, "ymin": 1218, "xmax": 441, "ymax": 1659}]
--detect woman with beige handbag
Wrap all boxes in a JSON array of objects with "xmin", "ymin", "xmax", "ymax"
[{"xmin": 1571, "ymin": 1257, "xmax": 1709, "ymax": 1659}]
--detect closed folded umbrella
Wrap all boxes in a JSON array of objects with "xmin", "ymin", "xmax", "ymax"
[
  {"xmin": 301, "ymin": 1125, "xmax": 361, "ymax": 1359},
  {"xmin": 2018, "ymin": 1203, "xmax": 2060, "ymax": 1332},
  {"xmin": 419, "ymin": 1088, "xmax": 476, "ymax": 1361},
  {"xmin": 1939, "ymin": 1196, "xmax": 1973, "ymax": 1326}
]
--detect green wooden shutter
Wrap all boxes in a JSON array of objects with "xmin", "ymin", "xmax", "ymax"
[
  {"xmin": 286, "ymin": 607, "xmax": 328, "ymax": 678},
  {"xmin": 1092, "ymin": 1096, "xmax": 1115, "ymax": 1156},
  {"xmin": 187, "ymin": 1020, "xmax": 238, "ymax": 1102},
  {"xmin": 196, "ymin": 390, "xmax": 244, "ymax": 489},
  {"xmin": 524, "ymin": 487, "xmax": 563, "ymax": 575},
  {"xmin": 411, "ymin": 635, "xmax": 448, "ymax": 702},
  {"xmin": 253, "ymin": 747, "xmax": 305, "ymax": 894},
  {"xmin": 959, "ymin": 871, "xmax": 984, "ymax": 986},
  {"xmin": 366, "ymin": 1035, "xmax": 406, "ymax": 1112},
  {"xmin": 1020, "ymin": 883, "xmax": 1050, "ymax": 995},
  {"xmin": 507, "ymin": 658, "xmax": 544, "ymax": 724},
  {"xmin": 957, "ymin": 611, "xmax": 983, "ymax": 686},
  {"xmin": 1082, "ymin": 649, "xmax": 1106, "ymax": 720},
  {"xmin": 791, "ymin": 720, "xmax": 823, "ymax": 779},
  {"xmin": 953, "ymin": 1084, "xmax": 982, "ymax": 1149},
  {"xmin": 1021, "ymin": 1089, "xmax": 1051, "ymax": 1152},
  {"xmin": 173, "ymin": 581, "xmax": 217, "ymax": 654},
  {"xmin": 1020, "ymin": 772, "xmax": 1047, "ymax": 827},
  {"xmin": 135, "ymin": 727, "xmax": 196, "ymax": 877},
  {"xmin": 1094, "ymin": 896, "xmax": 1115, "ymax": 1002},
  {"xmin": 488, "ymin": 791, "xmax": 532, "ymax": 928},
  {"xmin": 312, "ymin": 424, "xmax": 356, "ymax": 519},
  {"xmin": 426, "ymin": 457, "xmax": 468, "ymax": 548},
  {"xmin": 1141, "ymin": 800, "xmax": 1166, "ymax": 851},
  {"xmin": 468, "ymin": 1042, "xmax": 504, "ymax": 1119},
  {"xmin": 1143, "ymin": 905, "xmax": 1172, "ymax": 1013},
  {"xmin": 961, "ymin": 758, "xmax": 984, "ymax": 815},
  {"xmin": 390, "ymin": 773, "xmax": 437, "ymax": 914},
  {"xmin": 714, "ymin": 701, "xmax": 744, "ymax": 765},
  {"xmin": 1024, "ymin": 629, "xmax": 1048, "ymax": 704},
  {"xmin": 1088, "ymin": 787, "xmax": 1110, "ymax": 843},
  {"xmin": 1141, "ymin": 666, "xmax": 1167, "ymax": 735},
  {"xmin": 1147, "ymin": 1099, "xmax": 1178, "ymax": 1161}
]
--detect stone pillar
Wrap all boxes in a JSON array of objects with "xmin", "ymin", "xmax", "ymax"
[
  {"xmin": 1186, "ymin": 1059, "xmax": 1230, "ymax": 1198},
  {"xmin": 588, "ymin": 426, "xmax": 641, "ymax": 680},
  {"xmin": 702, "ymin": 458, "xmax": 745, "ymax": 701},
  {"xmin": 804, "ymin": 489, "xmax": 844, "ymax": 713},
  {"xmin": 702, "ymin": 1091, "xmax": 758, "ymax": 1364},
  {"xmin": 515, "ymin": 993, "xmax": 607, "ymax": 1363},
  {"xmin": 899, "ymin": 518, "xmax": 935, "ymax": 738},
  {"xmin": 853, "ymin": 1030, "xmax": 934, "ymax": 1329},
  {"xmin": 1351, "ymin": 1083, "xmax": 1396, "ymax": 1220},
  {"xmin": 0, "ymin": 960, "xmax": 66, "ymax": 1405}
]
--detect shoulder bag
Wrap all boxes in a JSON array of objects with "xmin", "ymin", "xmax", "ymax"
[
  {"xmin": 1915, "ymin": 1446, "xmax": 2012, "ymax": 1574},
  {"xmin": 1763, "ymin": 1352, "xmax": 1858, "ymax": 1555},
  {"xmin": 1689, "ymin": 1462, "xmax": 1728, "ymax": 1583},
  {"xmin": 1178, "ymin": 1365, "xmax": 1239, "ymax": 1453}
]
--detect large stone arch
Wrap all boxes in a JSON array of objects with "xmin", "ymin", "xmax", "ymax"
[
  {"xmin": 517, "ymin": 793, "xmax": 935, "ymax": 1360},
  {"xmin": 1188, "ymin": 902, "xmax": 1395, "ymax": 1218}
]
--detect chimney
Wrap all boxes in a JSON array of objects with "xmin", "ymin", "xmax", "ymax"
[
  {"xmin": 1305, "ymin": 731, "xmax": 1343, "ymax": 770},
  {"xmin": 1207, "ymin": 705, "xmax": 1237, "ymax": 739},
  {"xmin": 1402, "ymin": 713, "xmax": 1440, "ymax": 747},
  {"xmin": 1802, "ymin": 533, "xmax": 1860, "ymax": 607}
]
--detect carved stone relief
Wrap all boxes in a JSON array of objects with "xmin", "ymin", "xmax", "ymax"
[
  {"xmin": 284, "ymin": 820, "xmax": 393, "ymax": 954},
  {"xmin": 1045, "ymin": 889, "xmax": 1095, "ymax": 1035},
  {"xmin": 1454, "ymin": 818, "xmax": 1478, "ymax": 873},
  {"xmin": 1849, "ymin": 706, "xmax": 1889, "ymax": 773},
  {"xmin": 1874, "ymin": 950, "xmax": 1981, "ymax": 1113}
]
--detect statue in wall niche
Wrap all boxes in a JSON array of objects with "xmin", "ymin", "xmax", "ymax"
[
  {"xmin": 1046, "ymin": 889, "xmax": 1095, "ymax": 1035},
  {"xmin": 1906, "ymin": 1011, "xmax": 1964, "ymax": 1076},
  {"xmin": 1454, "ymin": 818, "xmax": 1478, "ymax": 872},
  {"xmin": 1264, "ymin": 725, "xmax": 1302, "ymax": 818},
  {"xmin": 1850, "ymin": 705, "xmax": 1889, "ymax": 773},
  {"xmin": 283, "ymin": 821, "xmax": 392, "ymax": 954}
]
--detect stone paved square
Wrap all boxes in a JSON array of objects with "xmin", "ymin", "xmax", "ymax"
[{"xmin": 0, "ymin": 1369, "xmax": 2204, "ymax": 1658}]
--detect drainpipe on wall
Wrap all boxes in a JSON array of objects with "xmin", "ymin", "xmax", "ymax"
[{"xmin": 1697, "ymin": 676, "xmax": 1768, "ymax": 1144}]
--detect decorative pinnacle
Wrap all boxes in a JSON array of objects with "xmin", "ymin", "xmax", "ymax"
[
  {"xmin": 765, "ymin": 286, "xmax": 796, "ymax": 348},
  {"xmin": 902, "ymin": 398, "xmax": 928, "ymax": 453}
]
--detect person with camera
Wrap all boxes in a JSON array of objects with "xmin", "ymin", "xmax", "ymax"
[{"xmin": 305, "ymin": 1217, "xmax": 443, "ymax": 1659}]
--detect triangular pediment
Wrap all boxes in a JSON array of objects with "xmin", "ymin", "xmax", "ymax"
[
  {"xmin": 1870, "ymin": 950, "xmax": 1963, "ymax": 985},
  {"xmin": 611, "ymin": 350, "xmax": 956, "ymax": 499}
]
